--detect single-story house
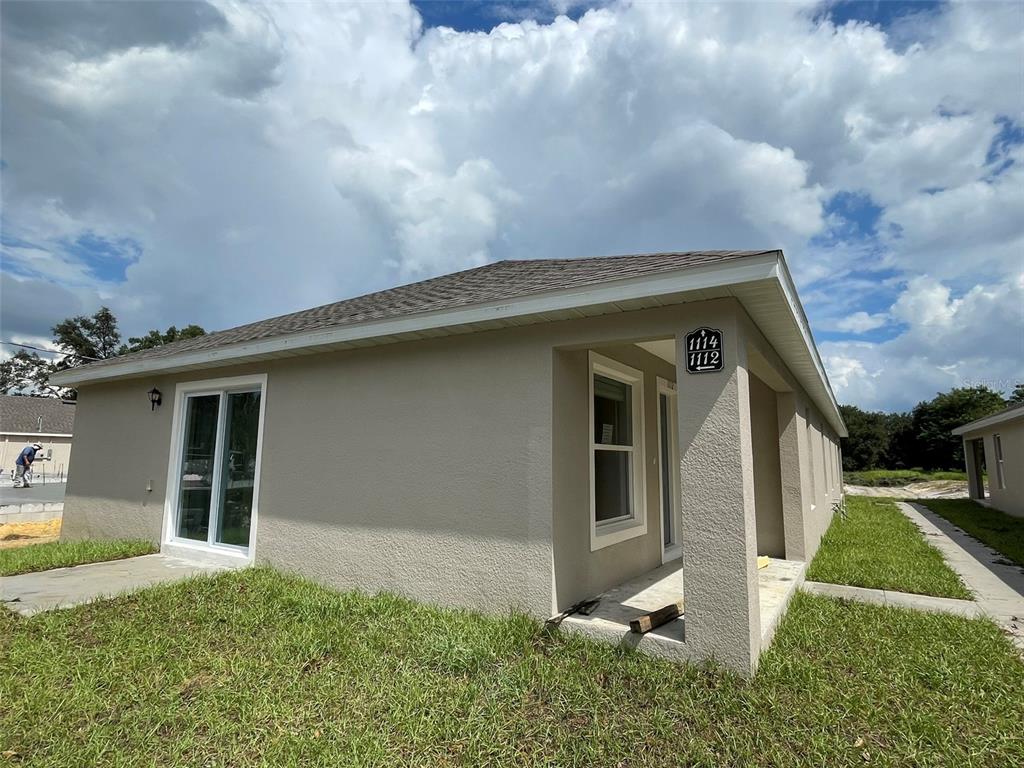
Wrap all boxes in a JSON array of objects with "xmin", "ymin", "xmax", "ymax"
[
  {"xmin": 52, "ymin": 250, "xmax": 845, "ymax": 675},
  {"xmin": 0, "ymin": 394, "xmax": 76, "ymax": 482},
  {"xmin": 953, "ymin": 403, "xmax": 1024, "ymax": 518}
]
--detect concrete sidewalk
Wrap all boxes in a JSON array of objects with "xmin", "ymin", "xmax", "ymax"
[
  {"xmin": 802, "ymin": 581, "xmax": 983, "ymax": 618},
  {"xmin": 1, "ymin": 554, "xmax": 229, "ymax": 616},
  {"xmin": 801, "ymin": 502, "xmax": 1024, "ymax": 652},
  {"xmin": 898, "ymin": 501, "xmax": 1024, "ymax": 650}
]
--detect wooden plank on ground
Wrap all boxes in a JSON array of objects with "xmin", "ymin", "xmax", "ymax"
[{"xmin": 629, "ymin": 600, "xmax": 684, "ymax": 634}]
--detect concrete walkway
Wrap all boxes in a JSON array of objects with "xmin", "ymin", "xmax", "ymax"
[
  {"xmin": 1, "ymin": 554, "xmax": 228, "ymax": 616},
  {"xmin": 896, "ymin": 501, "xmax": 1024, "ymax": 649},
  {"xmin": 802, "ymin": 581, "xmax": 983, "ymax": 618},
  {"xmin": 800, "ymin": 502, "xmax": 1024, "ymax": 651}
]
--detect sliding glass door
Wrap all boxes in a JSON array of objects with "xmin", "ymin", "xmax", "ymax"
[{"xmin": 174, "ymin": 385, "xmax": 262, "ymax": 550}]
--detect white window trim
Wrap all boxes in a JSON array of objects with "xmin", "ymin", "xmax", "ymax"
[
  {"xmin": 805, "ymin": 410, "xmax": 816, "ymax": 509},
  {"xmin": 994, "ymin": 434, "xmax": 1006, "ymax": 490},
  {"xmin": 162, "ymin": 373, "xmax": 268, "ymax": 566},
  {"xmin": 656, "ymin": 377, "xmax": 681, "ymax": 564},
  {"xmin": 589, "ymin": 352, "xmax": 647, "ymax": 551}
]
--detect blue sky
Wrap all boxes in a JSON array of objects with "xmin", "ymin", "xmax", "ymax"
[
  {"xmin": 1, "ymin": 0, "xmax": 1021, "ymax": 411},
  {"xmin": 409, "ymin": 0, "xmax": 948, "ymax": 33}
]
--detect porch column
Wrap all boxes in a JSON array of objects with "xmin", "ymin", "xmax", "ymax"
[
  {"xmin": 777, "ymin": 393, "xmax": 810, "ymax": 561},
  {"xmin": 676, "ymin": 312, "xmax": 761, "ymax": 676}
]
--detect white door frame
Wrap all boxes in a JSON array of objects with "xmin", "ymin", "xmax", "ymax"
[
  {"xmin": 161, "ymin": 373, "xmax": 268, "ymax": 566},
  {"xmin": 657, "ymin": 377, "xmax": 681, "ymax": 563}
]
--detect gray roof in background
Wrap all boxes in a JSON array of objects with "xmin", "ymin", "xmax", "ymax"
[
  {"xmin": 952, "ymin": 402, "xmax": 1024, "ymax": 435},
  {"xmin": 0, "ymin": 394, "xmax": 76, "ymax": 435},
  {"xmin": 68, "ymin": 251, "xmax": 776, "ymax": 373}
]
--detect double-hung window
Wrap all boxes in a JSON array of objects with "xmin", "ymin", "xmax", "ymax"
[
  {"xmin": 994, "ymin": 434, "xmax": 1006, "ymax": 490},
  {"xmin": 589, "ymin": 352, "xmax": 646, "ymax": 550}
]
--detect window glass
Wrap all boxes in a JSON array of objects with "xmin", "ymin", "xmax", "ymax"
[
  {"xmin": 177, "ymin": 394, "xmax": 219, "ymax": 541},
  {"xmin": 659, "ymin": 393, "xmax": 671, "ymax": 545},
  {"xmin": 995, "ymin": 435, "xmax": 1006, "ymax": 490},
  {"xmin": 594, "ymin": 374, "xmax": 632, "ymax": 446},
  {"xmin": 215, "ymin": 391, "xmax": 261, "ymax": 546},
  {"xmin": 594, "ymin": 450, "xmax": 631, "ymax": 522}
]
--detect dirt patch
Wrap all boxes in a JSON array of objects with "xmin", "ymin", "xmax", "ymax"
[
  {"xmin": 0, "ymin": 519, "xmax": 62, "ymax": 549},
  {"xmin": 844, "ymin": 480, "xmax": 968, "ymax": 499}
]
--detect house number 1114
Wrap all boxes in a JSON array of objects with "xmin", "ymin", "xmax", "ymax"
[{"xmin": 684, "ymin": 327, "xmax": 724, "ymax": 374}]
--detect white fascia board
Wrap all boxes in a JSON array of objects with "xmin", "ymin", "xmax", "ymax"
[
  {"xmin": 772, "ymin": 258, "xmax": 847, "ymax": 438},
  {"xmin": 52, "ymin": 254, "xmax": 781, "ymax": 386},
  {"xmin": 0, "ymin": 432, "xmax": 73, "ymax": 438},
  {"xmin": 952, "ymin": 406, "xmax": 1024, "ymax": 435}
]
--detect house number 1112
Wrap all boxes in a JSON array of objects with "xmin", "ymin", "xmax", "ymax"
[{"xmin": 684, "ymin": 327, "xmax": 724, "ymax": 374}]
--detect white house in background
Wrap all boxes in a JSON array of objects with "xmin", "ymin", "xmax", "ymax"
[
  {"xmin": 954, "ymin": 403, "xmax": 1024, "ymax": 518},
  {"xmin": 0, "ymin": 394, "xmax": 76, "ymax": 482}
]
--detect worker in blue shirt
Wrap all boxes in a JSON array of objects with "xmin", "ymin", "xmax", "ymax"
[{"xmin": 14, "ymin": 442, "xmax": 43, "ymax": 488}]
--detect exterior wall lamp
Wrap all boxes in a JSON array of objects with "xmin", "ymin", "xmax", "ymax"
[{"xmin": 148, "ymin": 387, "xmax": 163, "ymax": 411}]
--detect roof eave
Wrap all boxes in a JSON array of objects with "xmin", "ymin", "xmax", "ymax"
[
  {"xmin": 952, "ymin": 406, "xmax": 1024, "ymax": 435},
  {"xmin": 50, "ymin": 251, "xmax": 845, "ymax": 435},
  {"xmin": 53, "ymin": 253, "xmax": 781, "ymax": 386}
]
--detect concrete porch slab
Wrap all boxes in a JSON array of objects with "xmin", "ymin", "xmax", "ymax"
[
  {"xmin": 1, "ymin": 554, "xmax": 230, "ymax": 616},
  {"xmin": 559, "ymin": 557, "xmax": 806, "ymax": 663}
]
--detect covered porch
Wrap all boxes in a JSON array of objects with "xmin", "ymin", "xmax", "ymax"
[
  {"xmin": 551, "ymin": 294, "xmax": 836, "ymax": 676},
  {"xmin": 558, "ymin": 557, "xmax": 807, "ymax": 663}
]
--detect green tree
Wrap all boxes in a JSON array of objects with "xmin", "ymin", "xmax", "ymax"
[
  {"xmin": 883, "ymin": 411, "xmax": 915, "ymax": 469},
  {"xmin": 1008, "ymin": 384, "xmax": 1024, "ymax": 404},
  {"xmin": 51, "ymin": 306, "xmax": 122, "ymax": 367},
  {"xmin": 0, "ymin": 350, "xmax": 72, "ymax": 399},
  {"xmin": 2, "ymin": 308, "xmax": 206, "ymax": 398},
  {"xmin": 119, "ymin": 324, "xmax": 206, "ymax": 354},
  {"xmin": 837, "ymin": 404, "xmax": 890, "ymax": 470},
  {"xmin": 910, "ymin": 386, "xmax": 1008, "ymax": 470}
]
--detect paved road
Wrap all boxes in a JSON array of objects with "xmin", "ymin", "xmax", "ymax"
[{"xmin": 0, "ymin": 483, "xmax": 67, "ymax": 506}]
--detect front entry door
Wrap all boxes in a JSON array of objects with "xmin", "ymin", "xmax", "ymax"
[{"xmin": 658, "ymin": 379, "xmax": 681, "ymax": 562}]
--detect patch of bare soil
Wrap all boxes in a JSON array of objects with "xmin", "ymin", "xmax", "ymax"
[
  {"xmin": 844, "ymin": 480, "xmax": 968, "ymax": 499},
  {"xmin": 0, "ymin": 519, "xmax": 61, "ymax": 549}
]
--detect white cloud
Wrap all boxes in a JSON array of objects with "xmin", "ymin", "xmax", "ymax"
[
  {"xmin": 824, "ymin": 273, "xmax": 1024, "ymax": 410},
  {"xmin": 834, "ymin": 311, "xmax": 888, "ymax": 334},
  {"xmin": 1, "ymin": 0, "xmax": 1021, "ymax": 411}
]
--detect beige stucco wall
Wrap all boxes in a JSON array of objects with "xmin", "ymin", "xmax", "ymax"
[
  {"xmin": 63, "ymin": 340, "xmax": 555, "ymax": 616},
  {"xmin": 737, "ymin": 312, "xmax": 841, "ymax": 563},
  {"xmin": 62, "ymin": 297, "xmax": 844, "ymax": 625},
  {"xmin": 961, "ymin": 419, "xmax": 1024, "ymax": 518},
  {"xmin": 551, "ymin": 344, "xmax": 675, "ymax": 609},
  {"xmin": 748, "ymin": 373, "xmax": 785, "ymax": 558},
  {"xmin": 1, "ymin": 434, "xmax": 73, "ymax": 482}
]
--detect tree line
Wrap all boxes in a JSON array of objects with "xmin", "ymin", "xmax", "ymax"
[
  {"xmin": 840, "ymin": 385, "xmax": 1023, "ymax": 472},
  {"xmin": 1, "ymin": 307, "xmax": 205, "ymax": 400}
]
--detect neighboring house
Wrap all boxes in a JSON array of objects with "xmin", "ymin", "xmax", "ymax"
[
  {"xmin": 953, "ymin": 403, "xmax": 1024, "ymax": 518},
  {"xmin": 52, "ymin": 250, "xmax": 845, "ymax": 675},
  {"xmin": 0, "ymin": 394, "xmax": 76, "ymax": 481}
]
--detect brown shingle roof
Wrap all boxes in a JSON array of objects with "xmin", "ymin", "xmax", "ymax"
[
  {"xmin": 0, "ymin": 395, "xmax": 76, "ymax": 435},
  {"xmin": 70, "ymin": 250, "xmax": 776, "ymax": 373}
]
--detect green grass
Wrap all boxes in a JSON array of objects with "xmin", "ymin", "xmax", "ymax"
[
  {"xmin": 843, "ymin": 468, "xmax": 968, "ymax": 487},
  {"xmin": 0, "ymin": 539, "xmax": 157, "ymax": 576},
  {"xmin": 917, "ymin": 498, "xmax": 1024, "ymax": 568},
  {"xmin": 807, "ymin": 496, "xmax": 971, "ymax": 599},
  {"xmin": 1, "ymin": 568, "xmax": 1021, "ymax": 767}
]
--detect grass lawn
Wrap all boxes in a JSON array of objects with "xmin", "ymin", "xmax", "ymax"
[
  {"xmin": 0, "ymin": 538, "xmax": 156, "ymax": 576},
  {"xmin": 2, "ymin": 567, "xmax": 1022, "ymax": 767},
  {"xmin": 807, "ymin": 496, "xmax": 971, "ymax": 599},
  {"xmin": 843, "ymin": 468, "xmax": 967, "ymax": 487},
  {"xmin": 917, "ymin": 498, "xmax": 1024, "ymax": 567}
]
